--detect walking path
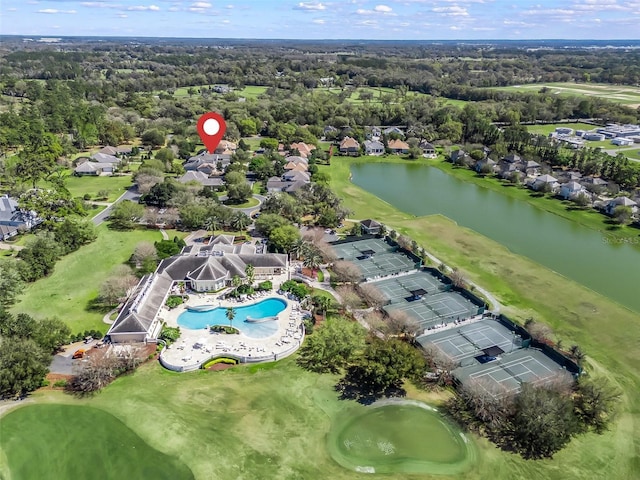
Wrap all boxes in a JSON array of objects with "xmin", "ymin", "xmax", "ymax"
[
  {"xmin": 0, "ymin": 242, "xmax": 24, "ymax": 251},
  {"xmin": 160, "ymin": 228, "xmax": 169, "ymax": 240}
]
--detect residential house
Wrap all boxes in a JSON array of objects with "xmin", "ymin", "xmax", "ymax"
[
  {"xmin": 214, "ymin": 140, "xmax": 237, "ymax": 155},
  {"xmin": 530, "ymin": 174, "xmax": 559, "ymax": 192},
  {"xmin": 364, "ymin": 140, "xmax": 385, "ymax": 156},
  {"xmin": 559, "ymin": 181, "xmax": 588, "ymax": 200},
  {"xmin": 581, "ymin": 176, "xmax": 608, "ymax": 191},
  {"xmin": 502, "ymin": 153, "xmax": 522, "ymax": 164},
  {"xmin": 90, "ymin": 152, "xmax": 121, "ymax": 169},
  {"xmin": 177, "ymin": 171, "xmax": 224, "ymax": 189},
  {"xmin": 383, "ymin": 126, "xmax": 404, "ymax": 136},
  {"xmin": 184, "ymin": 153, "xmax": 231, "ymax": 175},
  {"xmin": 116, "ymin": 145, "xmax": 133, "ymax": 156},
  {"xmin": 360, "ymin": 219, "xmax": 382, "ymax": 235},
  {"xmin": 284, "ymin": 162, "xmax": 308, "ymax": 173},
  {"xmin": 524, "ymin": 160, "xmax": 541, "ymax": 176},
  {"xmin": 289, "ymin": 142, "xmax": 316, "ymax": 158},
  {"xmin": 283, "ymin": 170, "xmax": 311, "ymax": 183},
  {"xmin": 339, "ymin": 136, "xmax": 360, "ymax": 156},
  {"xmin": 74, "ymin": 160, "xmax": 114, "ymax": 176},
  {"xmin": 388, "ymin": 139, "xmax": 410, "ymax": 154},
  {"xmin": 284, "ymin": 155, "xmax": 308, "ymax": 165},
  {"xmin": 450, "ymin": 149, "xmax": 468, "ymax": 165},
  {"xmin": 106, "ymin": 236, "xmax": 288, "ymax": 343},
  {"xmin": 474, "ymin": 158, "xmax": 497, "ymax": 174},
  {"xmin": 605, "ymin": 196, "xmax": 638, "ymax": 216},
  {"xmin": 419, "ymin": 141, "xmax": 436, "ymax": 157},
  {"xmin": 0, "ymin": 195, "xmax": 41, "ymax": 241},
  {"xmin": 98, "ymin": 146, "xmax": 118, "ymax": 156}
]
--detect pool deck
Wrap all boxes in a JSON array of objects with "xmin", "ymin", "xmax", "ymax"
[{"xmin": 159, "ymin": 291, "xmax": 305, "ymax": 372}]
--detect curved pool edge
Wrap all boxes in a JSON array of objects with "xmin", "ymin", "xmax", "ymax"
[{"xmin": 326, "ymin": 399, "xmax": 477, "ymax": 476}]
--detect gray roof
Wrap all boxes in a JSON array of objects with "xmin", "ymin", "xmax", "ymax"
[
  {"xmin": 177, "ymin": 171, "xmax": 224, "ymax": 187},
  {"xmin": 284, "ymin": 155, "xmax": 308, "ymax": 164},
  {"xmin": 285, "ymin": 181, "xmax": 308, "ymax": 193},
  {"xmin": 563, "ymin": 181, "xmax": 583, "ymax": 191},
  {"xmin": 364, "ymin": 140, "xmax": 384, "ymax": 150},
  {"xmin": 91, "ymin": 152, "xmax": 120, "ymax": 163},
  {"xmin": 526, "ymin": 160, "xmax": 540, "ymax": 168},
  {"xmin": 610, "ymin": 196, "xmax": 637, "ymax": 207},
  {"xmin": 0, "ymin": 195, "xmax": 19, "ymax": 223},
  {"xmin": 503, "ymin": 153, "xmax": 521, "ymax": 163},
  {"xmin": 99, "ymin": 146, "xmax": 118, "ymax": 155},
  {"xmin": 283, "ymin": 170, "xmax": 310, "ymax": 182},
  {"xmin": 536, "ymin": 174, "xmax": 558, "ymax": 183},
  {"xmin": 75, "ymin": 161, "xmax": 112, "ymax": 173},
  {"xmin": 361, "ymin": 219, "xmax": 382, "ymax": 228}
]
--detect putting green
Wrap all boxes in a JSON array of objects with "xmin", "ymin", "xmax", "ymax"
[
  {"xmin": 0, "ymin": 404, "xmax": 194, "ymax": 480},
  {"xmin": 327, "ymin": 400, "xmax": 475, "ymax": 475}
]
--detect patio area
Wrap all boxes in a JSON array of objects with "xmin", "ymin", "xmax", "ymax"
[{"xmin": 159, "ymin": 290, "xmax": 306, "ymax": 372}]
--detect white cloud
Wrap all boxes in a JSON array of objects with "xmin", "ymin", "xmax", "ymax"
[
  {"xmin": 432, "ymin": 6, "xmax": 468, "ymax": 16},
  {"xmin": 312, "ymin": 18, "xmax": 325, "ymax": 24},
  {"xmin": 374, "ymin": 4, "xmax": 392, "ymax": 12},
  {"xmin": 37, "ymin": 8, "xmax": 76, "ymax": 14},
  {"xmin": 191, "ymin": 2, "xmax": 211, "ymax": 8},
  {"xmin": 357, "ymin": 5, "xmax": 395, "ymax": 15},
  {"xmin": 81, "ymin": 2, "xmax": 119, "ymax": 8},
  {"xmin": 127, "ymin": 5, "xmax": 160, "ymax": 11},
  {"xmin": 294, "ymin": 2, "xmax": 326, "ymax": 10}
]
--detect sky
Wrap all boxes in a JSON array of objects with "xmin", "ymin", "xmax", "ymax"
[{"xmin": 1, "ymin": 0, "xmax": 639, "ymax": 40}]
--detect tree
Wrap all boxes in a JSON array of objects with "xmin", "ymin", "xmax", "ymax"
[
  {"xmin": 504, "ymin": 383, "xmax": 579, "ymax": 459},
  {"xmin": 154, "ymin": 237, "xmax": 186, "ymax": 259},
  {"xmin": 449, "ymin": 267, "xmax": 467, "ymax": 289},
  {"xmin": 0, "ymin": 261, "xmax": 25, "ymax": 308},
  {"xmin": 0, "ymin": 337, "xmax": 50, "ymax": 399},
  {"xmin": 268, "ymin": 225, "xmax": 301, "ymax": 253},
  {"xmin": 312, "ymin": 295, "xmax": 333, "ymax": 321},
  {"xmin": 99, "ymin": 266, "xmax": 139, "ymax": 306},
  {"xmin": 244, "ymin": 264, "xmax": 255, "ymax": 286},
  {"xmin": 33, "ymin": 317, "xmax": 71, "ymax": 354},
  {"xmin": 255, "ymin": 213, "xmax": 290, "ymax": 237},
  {"xmin": 259, "ymin": 138, "xmax": 279, "ymax": 150},
  {"xmin": 339, "ymin": 338, "xmax": 426, "ymax": 400},
  {"xmin": 335, "ymin": 285, "xmax": 363, "ymax": 309},
  {"xmin": 612, "ymin": 205, "xmax": 632, "ymax": 225},
  {"xmin": 226, "ymin": 307, "xmax": 236, "ymax": 329},
  {"xmin": 332, "ymin": 260, "xmax": 362, "ymax": 283},
  {"xmin": 230, "ymin": 211, "xmax": 251, "ymax": 231},
  {"xmin": 141, "ymin": 129, "xmax": 165, "ymax": 148},
  {"xmin": 54, "ymin": 217, "xmax": 97, "ymax": 254},
  {"xmin": 573, "ymin": 377, "xmax": 620, "ymax": 434},
  {"xmin": 17, "ymin": 234, "xmax": 62, "ymax": 282},
  {"xmin": 297, "ymin": 318, "xmax": 366, "ymax": 373},
  {"xmin": 357, "ymin": 283, "xmax": 387, "ymax": 309},
  {"xmin": 226, "ymin": 181, "xmax": 252, "ymax": 205},
  {"xmin": 108, "ymin": 200, "xmax": 145, "ymax": 230}
]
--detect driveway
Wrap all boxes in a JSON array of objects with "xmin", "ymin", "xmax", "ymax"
[
  {"xmin": 91, "ymin": 185, "xmax": 141, "ymax": 226},
  {"xmin": 49, "ymin": 340, "xmax": 98, "ymax": 375},
  {"xmin": 218, "ymin": 194, "xmax": 266, "ymax": 217}
]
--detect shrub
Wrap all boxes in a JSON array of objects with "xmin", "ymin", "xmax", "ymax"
[
  {"xmin": 165, "ymin": 295, "xmax": 184, "ymax": 309},
  {"xmin": 53, "ymin": 380, "xmax": 67, "ymax": 388},
  {"xmin": 209, "ymin": 325, "xmax": 239, "ymax": 335},
  {"xmin": 257, "ymin": 280, "xmax": 272, "ymax": 291},
  {"xmin": 203, "ymin": 357, "xmax": 238, "ymax": 369},
  {"xmin": 159, "ymin": 325, "xmax": 181, "ymax": 344},
  {"xmin": 83, "ymin": 193, "xmax": 91, "ymax": 200}
]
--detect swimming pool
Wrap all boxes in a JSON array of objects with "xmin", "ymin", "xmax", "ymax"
[{"xmin": 177, "ymin": 298, "xmax": 287, "ymax": 338}]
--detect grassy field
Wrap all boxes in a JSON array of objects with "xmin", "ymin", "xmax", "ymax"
[
  {"xmin": 491, "ymin": 82, "xmax": 640, "ymax": 107},
  {"xmin": 313, "ymin": 86, "xmax": 428, "ymax": 104},
  {"xmin": 64, "ymin": 173, "xmax": 133, "ymax": 202},
  {"xmin": 0, "ymin": 404, "xmax": 194, "ymax": 480},
  {"xmin": 237, "ymin": 85, "xmax": 269, "ymax": 99},
  {"xmin": 525, "ymin": 122, "xmax": 595, "ymax": 136},
  {"xmin": 11, "ymin": 225, "xmax": 164, "ymax": 333},
  {"xmin": 324, "ymin": 155, "xmax": 640, "ymax": 478}
]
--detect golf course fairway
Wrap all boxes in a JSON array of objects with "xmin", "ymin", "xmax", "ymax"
[
  {"xmin": 0, "ymin": 404, "xmax": 194, "ymax": 480},
  {"xmin": 327, "ymin": 400, "xmax": 475, "ymax": 475}
]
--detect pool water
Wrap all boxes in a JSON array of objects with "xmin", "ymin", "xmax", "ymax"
[{"xmin": 177, "ymin": 298, "xmax": 287, "ymax": 338}]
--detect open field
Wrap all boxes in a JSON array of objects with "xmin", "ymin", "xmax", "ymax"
[
  {"xmin": 525, "ymin": 122, "xmax": 595, "ymax": 136},
  {"xmin": 237, "ymin": 85, "xmax": 269, "ymax": 99},
  {"xmin": 325, "ymin": 155, "xmax": 640, "ymax": 478},
  {"xmin": 11, "ymin": 225, "xmax": 165, "ymax": 333},
  {"xmin": 313, "ymin": 86, "xmax": 428, "ymax": 104},
  {"xmin": 492, "ymin": 82, "xmax": 640, "ymax": 107},
  {"xmin": 0, "ymin": 404, "xmax": 194, "ymax": 480},
  {"xmin": 3, "ymin": 354, "xmax": 632, "ymax": 480},
  {"xmin": 64, "ymin": 173, "xmax": 134, "ymax": 202}
]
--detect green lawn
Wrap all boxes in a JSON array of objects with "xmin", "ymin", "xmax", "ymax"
[
  {"xmin": 324, "ymin": 156, "xmax": 640, "ymax": 479},
  {"xmin": 237, "ymin": 85, "xmax": 269, "ymax": 99},
  {"xmin": 313, "ymin": 86, "xmax": 427, "ymax": 104},
  {"xmin": 0, "ymin": 404, "xmax": 194, "ymax": 480},
  {"xmin": 63, "ymin": 174, "xmax": 133, "ymax": 202},
  {"xmin": 226, "ymin": 196, "xmax": 260, "ymax": 208},
  {"xmin": 526, "ymin": 122, "xmax": 595, "ymax": 136},
  {"xmin": 490, "ymin": 82, "xmax": 640, "ymax": 106},
  {"xmin": 11, "ymin": 225, "xmax": 164, "ymax": 333}
]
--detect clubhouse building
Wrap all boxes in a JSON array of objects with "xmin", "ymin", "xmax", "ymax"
[{"xmin": 106, "ymin": 235, "xmax": 288, "ymax": 344}]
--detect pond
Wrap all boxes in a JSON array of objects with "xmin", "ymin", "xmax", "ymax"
[{"xmin": 351, "ymin": 163, "xmax": 640, "ymax": 313}]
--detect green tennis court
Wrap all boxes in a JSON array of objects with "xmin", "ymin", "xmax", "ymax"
[{"xmin": 331, "ymin": 238, "xmax": 420, "ymax": 279}]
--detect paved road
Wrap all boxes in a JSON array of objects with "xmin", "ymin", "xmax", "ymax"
[
  {"xmin": 91, "ymin": 186, "xmax": 141, "ymax": 226},
  {"xmin": 218, "ymin": 194, "xmax": 266, "ymax": 216}
]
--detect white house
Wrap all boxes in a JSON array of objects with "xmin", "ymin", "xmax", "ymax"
[
  {"xmin": 612, "ymin": 137, "xmax": 635, "ymax": 146},
  {"xmin": 605, "ymin": 197, "xmax": 638, "ymax": 216},
  {"xmin": 559, "ymin": 181, "xmax": 587, "ymax": 200},
  {"xmin": 531, "ymin": 174, "xmax": 559, "ymax": 192},
  {"xmin": 364, "ymin": 140, "xmax": 384, "ymax": 156}
]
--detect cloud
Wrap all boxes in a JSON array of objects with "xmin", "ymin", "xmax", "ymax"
[
  {"xmin": 37, "ymin": 8, "xmax": 76, "ymax": 13},
  {"xmin": 81, "ymin": 2, "xmax": 121, "ymax": 8},
  {"xmin": 294, "ymin": 2, "xmax": 326, "ymax": 10},
  {"xmin": 117, "ymin": 13, "xmax": 127, "ymax": 18},
  {"xmin": 191, "ymin": 2, "xmax": 211, "ymax": 8},
  {"xmin": 312, "ymin": 18, "xmax": 325, "ymax": 24},
  {"xmin": 126, "ymin": 5, "xmax": 160, "ymax": 11},
  {"xmin": 374, "ymin": 4, "xmax": 392, "ymax": 12},
  {"xmin": 432, "ymin": 6, "xmax": 468, "ymax": 16},
  {"xmin": 357, "ymin": 5, "xmax": 395, "ymax": 15}
]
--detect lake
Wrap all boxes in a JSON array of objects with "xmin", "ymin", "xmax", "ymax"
[{"xmin": 350, "ymin": 163, "xmax": 640, "ymax": 313}]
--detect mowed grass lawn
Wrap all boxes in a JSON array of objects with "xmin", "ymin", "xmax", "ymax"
[
  {"xmin": 0, "ymin": 404, "xmax": 194, "ymax": 480},
  {"xmin": 325, "ymin": 156, "xmax": 640, "ymax": 479},
  {"xmin": 11, "ymin": 226, "xmax": 164, "ymax": 333},
  {"xmin": 491, "ymin": 82, "xmax": 640, "ymax": 106},
  {"xmin": 2, "ymin": 356, "xmax": 632, "ymax": 480},
  {"xmin": 64, "ymin": 174, "xmax": 133, "ymax": 202},
  {"xmin": 525, "ymin": 122, "xmax": 595, "ymax": 136}
]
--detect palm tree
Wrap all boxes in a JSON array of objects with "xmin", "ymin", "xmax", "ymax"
[
  {"xmin": 303, "ymin": 249, "xmax": 323, "ymax": 277},
  {"xmin": 226, "ymin": 307, "xmax": 236, "ymax": 329},
  {"xmin": 244, "ymin": 264, "xmax": 255, "ymax": 286},
  {"xmin": 204, "ymin": 215, "xmax": 220, "ymax": 241},
  {"xmin": 290, "ymin": 238, "xmax": 307, "ymax": 261},
  {"xmin": 231, "ymin": 275, "xmax": 242, "ymax": 289},
  {"xmin": 313, "ymin": 295, "xmax": 332, "ymax": 321},
  {"xmin": 231, "ymin": 211, "xmax": 251, "ymax": 231}
]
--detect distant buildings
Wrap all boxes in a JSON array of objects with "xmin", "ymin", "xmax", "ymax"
[{"xmin": 0, "ymin": 195, "xmax": 41, "ymax": 241}]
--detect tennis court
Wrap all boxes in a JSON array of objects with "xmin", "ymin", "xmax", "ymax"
[
  {"xmin": 417, "ymin": 319, "xmax": 521, "ymax": 366},
  {"xmin": 385, "ymin": 291, "xmax": 478, "ymax": 328},
  {"xmin": 331, "ymin": 238, "xmax": 419, "ymax": 279},
  {"xmin": 453, "ymin": 348, "xmax": 566, "ymax": 397},
  {"xmin": 331, "ymin": 238, "xmax": 394, "ymax": 261},
  {"xmin": 372, "ymin": 271, "xmax": 448, "ymax": 301}
]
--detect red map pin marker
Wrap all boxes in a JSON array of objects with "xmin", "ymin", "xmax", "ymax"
[{"xmin": 197, "ymin": 112, "xmax": 227, "ymax": 154}]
